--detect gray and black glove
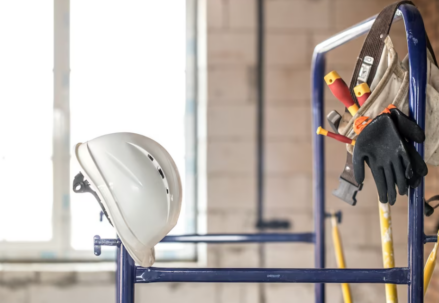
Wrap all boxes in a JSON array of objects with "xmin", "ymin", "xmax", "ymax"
[{"xmin": 353, "ymin": 107, "xmax": 427, "ymax": 205}]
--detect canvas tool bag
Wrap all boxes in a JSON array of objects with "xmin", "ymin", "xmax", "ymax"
[{"xmin": 335, "ymin": 1, "xmax": 439, "ymax": 202}]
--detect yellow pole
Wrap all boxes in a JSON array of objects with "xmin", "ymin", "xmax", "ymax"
[
  {"xmin": 424, "ymin": 230, "xmax": 439, "ymax": 295},
  {"xmin": 331, "ymin": 215, "xmax": 353, "ymax": 303},
  {"xmin": 378, "ymin": 200, "xmax": 398, "ymax": 303}
]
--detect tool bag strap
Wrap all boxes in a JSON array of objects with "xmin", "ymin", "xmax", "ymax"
[{"xmin": 348, "ymin": 1, "xmax": 437, "ymax": 105}]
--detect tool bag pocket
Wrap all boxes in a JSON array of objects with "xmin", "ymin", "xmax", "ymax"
[{"xmin": 337, "ymin": 1, "xmax": 439, "ymax": 166}]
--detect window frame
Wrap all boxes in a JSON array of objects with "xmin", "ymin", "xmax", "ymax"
[{"xmin": 0, "ymin": 0, "xmax": 199, "ymax": 263}]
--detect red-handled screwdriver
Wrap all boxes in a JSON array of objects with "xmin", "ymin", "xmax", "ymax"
[
  {"xmin": 317, "ymin": 126, "xmax": 356, "ymax": 146},
  {"xmin": 354, "ymin": 83, "xmax": 371, "ymax": 106},
  {"xmin": 324, "ymin": 71, "xmax": 359, "ymax": 116}
]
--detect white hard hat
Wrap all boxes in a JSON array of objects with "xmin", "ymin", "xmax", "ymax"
[{"xmin": 73, "ymin": 132, "xmax": 182, "ymax": 267}]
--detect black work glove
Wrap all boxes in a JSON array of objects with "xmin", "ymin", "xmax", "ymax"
[
  {"xmin": 353, "ymin": 110, "xmax": 427, "ymax": 205},
  {"xmin": 388, "ymin": 107, "xmax": 428, "ymax": 188}
]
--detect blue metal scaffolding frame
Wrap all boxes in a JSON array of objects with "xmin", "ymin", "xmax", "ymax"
[{"xmin": 107, "ymin": 3, "xmax": 437, "ymax": 303}]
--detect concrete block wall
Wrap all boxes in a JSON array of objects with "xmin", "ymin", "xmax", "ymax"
[
  {"xmin": 2, "ymin": 1, "xmax": 439, "ymax": 303},
  {"xmin": 416, "ymin": 0, "xmax": 439, "ymax": 55}
]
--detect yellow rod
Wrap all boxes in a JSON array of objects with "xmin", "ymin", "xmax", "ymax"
[
  {"xmin": 378, "ymin": 200, "xmax": 398, "ymax": 303},
  {"xmin": 424, "ymin": 230, "xmax": 439, "ymax": 295},
  {"xmin": 331, "ymin": 215, "xmax": 353, "ymax": 303}
]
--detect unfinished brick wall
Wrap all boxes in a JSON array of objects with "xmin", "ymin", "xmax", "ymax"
[{"xmin": 416, "ymin": 0, "xmax": 439, "ymax": 54}]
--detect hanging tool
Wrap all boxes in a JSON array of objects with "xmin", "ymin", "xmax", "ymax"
[
  {"xmin": 378, "ymin": 200, "xmax": 398, "ymax": 303},
  {"xmin": 330, "ymin": 213, "xmax": 353, "ymax": 303},
  {"xmin": 353, "ymin": 105, "xmax": 427, "ymax": 204},
  {"xmin": 316, "ymin": 127, "xmax": 355, "ymax": 145},
  {"xmin": 354, "ymin": 83, "xmax": 371, "ymax": 106},
  {"xmin": 325, "ymin": 72, "xmax": 362, "ymax": 206},
  {"xmin": 331, "ymin": 153, "xmax": 362, "ymax": 206},
  {"xmin": 324, "ymin": 71, "xmax": 359, "ymax": 116},
  {"xmin": 424, "ymin": 230, "xmax": 439, "ymax": 295},
  {"xmin": 350, "ymin": 84, "xmax": 398, "ymax": 302},
  {"xmin": 327, "ymin": 110, "xmax": 342, "ymax": 133}
]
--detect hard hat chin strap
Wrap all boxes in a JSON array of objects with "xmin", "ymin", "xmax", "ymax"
[{"xmin": 73, "ymin": 172, "xmax": 113, "ymax": 226}]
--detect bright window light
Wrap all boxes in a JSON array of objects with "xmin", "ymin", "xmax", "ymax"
[
  {"xmin": 0, "ymin": 1, "xmax": 53, "ymax": 242},
  {"xmin": 70, "ymin": 1, "xmax": 187, "ymax": 251}
]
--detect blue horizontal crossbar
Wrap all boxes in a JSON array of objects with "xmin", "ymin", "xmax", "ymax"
[
  {"xmin": 424, "ymin": 235, "xmax": 438, "ymax": 243},
  {"xmin": 135, "ymin": 267, "xmax": 409, "ymax": 284},
  {"xmin": 160, "ymin": 233, "xmax": 315, "ymax": 243}
]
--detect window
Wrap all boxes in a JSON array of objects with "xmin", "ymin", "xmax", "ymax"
[{"xmin": 0, "ymin": 0, "xmax": 197, "ymax": 262}]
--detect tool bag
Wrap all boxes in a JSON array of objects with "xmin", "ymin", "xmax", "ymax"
[{"xmin": 337, "ymin": 1, "xmax": 439, "ymax": 168}]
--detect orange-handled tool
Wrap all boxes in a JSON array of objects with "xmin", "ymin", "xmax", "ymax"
[
  {"xmin": 317, "ymin": 127, "xmax": 355, "ymax": 146},
  {"xmin": 354, "ymin": 83, "xmax": 371, "ymax": 106},
  {"xmin": 324, "ymin": 71, "xmax": 359, "ymax": 116}
]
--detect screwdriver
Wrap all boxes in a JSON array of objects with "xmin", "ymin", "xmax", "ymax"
[
  {"xmin": 354, "ymin": 83, "xmax": 371, "ymax": 106},
  {"xmin": 324, "ymin": 71, "xmax": 359, "ymax": 116},
  {"xmin": 317, "ymin": 127, "xmax": 355, "ymax": 146}
]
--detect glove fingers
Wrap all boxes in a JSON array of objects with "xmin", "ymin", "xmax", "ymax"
[
  {"xmin": 393, "ymin": 159, "xmax": 408, "ymax": 196},
  {"xmin": 353, "ymin": 151, "xmax": 366, "ymax": 185},
  {"xmin": 384, "ymin": 166, "xmax": 397, "ymax": 205},
  {"xmin": 390, "ymin": 108, "xmax": 425, "ymax": 143},
  {"xmin": 372, "ymin": 166, "xmax": 388, "ymax": 203},
  {"xmin": 400, "ymin": 153, "xmax": 413, "ymax": 179},
  {"xmin": 408, "ymin": 172, "xmax": 422, "ymax": 188},
  {"xmin": 404, "ymin": 141, "xmax": 428, "ymax": 178}
]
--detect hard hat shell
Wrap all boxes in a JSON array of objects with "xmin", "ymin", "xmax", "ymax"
[{"xmin": 75, "ymin": 132, "xmax": 182, "ymax": 267}]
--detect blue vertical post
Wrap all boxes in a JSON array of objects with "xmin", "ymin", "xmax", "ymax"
[
  {"xmin": 311, "ymin": 52, "xmax": 326, "ymax": 303},
  {"xmin": 399, "ymin": 4, "xmax": 427, "ymax": 303},
  {"xmin": 116, "ymin": 244, "xmax": 135, "ymax": 303}
]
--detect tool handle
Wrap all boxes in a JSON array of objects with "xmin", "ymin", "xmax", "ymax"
[
  {"xmin": 378, "ymin": 200, "xmax": 398, "ymax": 303},
  {"xmin": 354, "ymin": 83, "xmax": 371, "ymax": 106},
  {"xmin": 424, "ymin": 230, "xmax": 439, "ymax": 295},
  {"xmin": 326, "ymin": 132, "xmax": 354, "ymax": 145},
  {"xmin": 331, "ymin": 216, "xmax": 353, "ymax": 303},
  {"xmin": 325, "ymin": 71, "xmax": 358, "ymax": 116},
  {"xmin": 317, "ymin": 127, "xmax": 355, "ymax": 145}
]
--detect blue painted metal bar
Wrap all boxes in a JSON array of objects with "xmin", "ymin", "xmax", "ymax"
[
  {"xmin": 161, "ymin": 233, "xmax": 315, "ymax": 243},
  {"xmin": 424, "ymin": 235, "xmax": 437, "ymax": 243},
  {"xmin": 399, "ymin": 4, "xmax": 427, "ymax": 303},
  {"xmin": 311, "ymin": 51, "xmax": 326, "ymax": 303},
  {"xmin": 96, "ymin": 233, "xmax": 315, "ymax": 247},
  {"xmin": 117, "ymin": 245, "xmax": 135, "ymax": 303},
  {"xmin": 99, "ymin": 231, "xmax": 439, "ymax": 245},
  {"xmin": 135, "ymin": 267, "xmax": 410, "ymax": 284}
]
